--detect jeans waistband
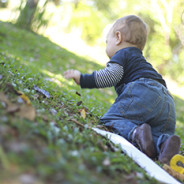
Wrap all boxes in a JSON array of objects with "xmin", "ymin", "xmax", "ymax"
[{"xmin": 116, "ymin": 78, "xmax": 171, "ymax": 98}]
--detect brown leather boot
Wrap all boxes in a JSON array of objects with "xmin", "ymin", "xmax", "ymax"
[
  {"xmin": 132, "ymin": 123, "xmax": 157, "ymax": 159},
  {"xmin": 158, "ymin": 135, "xmax": 181, "ymax": 165}
]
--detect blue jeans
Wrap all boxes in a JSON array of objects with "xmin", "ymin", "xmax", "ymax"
[{"xmin": 100, "ymin": 78, "xmax": 176, "ymax": 154}]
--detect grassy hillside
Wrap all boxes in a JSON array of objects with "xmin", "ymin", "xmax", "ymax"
[{"xmin": 0, "ymin": 21, "xmax": 183, "ymax": 184}]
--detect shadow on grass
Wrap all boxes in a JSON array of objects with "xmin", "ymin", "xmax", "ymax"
[{"xmin": 0, "ymin": 21, "xmax": 102, "ymax": 73}]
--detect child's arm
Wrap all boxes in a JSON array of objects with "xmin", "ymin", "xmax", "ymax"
[
  {"xmin": 64, "ymin": 63, "xmax": 124, "ymax": 88},
  {"xmin": 64, "ymin": 69, "xmax": 81, "ymax": 85}
]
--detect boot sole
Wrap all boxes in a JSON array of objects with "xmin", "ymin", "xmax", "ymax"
[
  {"xmin": 136, "ymin": 124, "xmax": 157, "ymax": 158},
  {"xmin": 158, "ymin": 135, "xmax": 181, "ymax": 165}
]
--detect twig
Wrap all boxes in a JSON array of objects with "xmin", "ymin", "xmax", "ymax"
[{"xmin": 70, "ymin": 119, "xmax": 85, "ymax": 128}]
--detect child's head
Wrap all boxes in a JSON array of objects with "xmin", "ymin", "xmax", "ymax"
[{"xmin": 106, "ymin": 15, "xmax": 148, "ymax": 58}]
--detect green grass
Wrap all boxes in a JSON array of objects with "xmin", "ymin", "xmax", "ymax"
[{"xmin": 0, "ymin": 21, "xmax": 183, "ymax": 184}]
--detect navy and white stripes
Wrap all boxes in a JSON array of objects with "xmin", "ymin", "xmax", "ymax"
[{"xmin": 94, "ymin": 63, "xmax": 124, "ymax": 88}]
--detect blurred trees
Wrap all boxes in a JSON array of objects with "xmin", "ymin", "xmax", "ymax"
[
  {"xmin": 16, "ymin": 0, "xmax": 39, "ymax": 30},
  {"xmin": 15, "ymin": 0, "xmax": 60, "ymax": 31},
  {"xmin": 14, "ymin": 0, "xmax": 184, "ymax": 83},
  {"xmin": 0, "ymin": 0, "xmax": 8, "ymax": 8},
  {"xmin": 144, "ymin": 0, "xmax": 184, "ymax": 81},
  {"xmin": 63, "ymin": 0, "xmax": 184, "ymax": 82}
]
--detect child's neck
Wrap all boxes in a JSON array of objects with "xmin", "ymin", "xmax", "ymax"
[{"xmin": 120, "ymin": 42, "xmax": 138, "ymax": 50}]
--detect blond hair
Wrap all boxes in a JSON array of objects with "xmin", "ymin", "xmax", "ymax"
[{"xmin": 113, "ymin": 15, "xmax": 148, "ymax": 50}]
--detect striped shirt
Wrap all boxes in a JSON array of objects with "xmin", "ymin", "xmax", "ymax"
[
  {"xmin": 80, "ymin": 47, "xmax": 166, "ymax": 90},
  {"xmin": 80, "ymin": 63, "xmax": 124, "ymax": 88},
  {"xmin": 95, "ymin": 63, "xmax": 124, "ymax": 88}
]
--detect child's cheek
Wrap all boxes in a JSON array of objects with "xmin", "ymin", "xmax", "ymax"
[{"xmin": 106, "ymin": 46, "xmax": 111, "ymax": 58}]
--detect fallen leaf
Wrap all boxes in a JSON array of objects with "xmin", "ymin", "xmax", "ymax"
[
  {"xmin": 76, "ymin": 91, "xmax": 81, "ymax": 96},
  {"xmin": 0, "ymin": 92, "xmax": 10, "ymax": 106},
  {"xmin": 16, "ymin": 90, "xmax": 23, "ymax": 95},
  {"xmin": 16, "ymin": 104, "xmax": 36, "ymax": 121},
  {"xmin": 163, "ymin": 164, "xmax": 184, "ymax": 181},
  {"xmin": 80, "ymin": 109, "xmax": 86, "ymax": 119},
  {"xmin": 0, "ymin": 92, "xmax": 20, "ymax": 113},
  {"xmin": 6, "ymin": 104, "xmax": 20, "ymax": 113},
  {"xmin": 34, "ymin": 85, "xmax": 50, "ymax": 98},
  {"xmin": 0, "ymin": 92, "xmax": 36, "ymax": 121},
  {"xmin": 77, "ymin": 101, "xmax": 82, "ymax": 106},
  {"xmin": 20, "ymin": 94, "xmax": 31, "ymax": 104}
]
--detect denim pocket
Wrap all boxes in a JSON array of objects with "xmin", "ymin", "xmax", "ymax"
[{"xmin": 118, "ymin": 81, "xmax": 163, "ymax": 122}]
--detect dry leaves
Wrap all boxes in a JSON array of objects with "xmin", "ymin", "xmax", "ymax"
[
  {"xmin": 163, "ymin": 154, "xmax": 184, "ymax": 181},
  {"xmin": 78, "ymin": 108, "xmax": 88, "ymax": 119},
  {"xmin": 17, "ymin": 91, "xmax": 31, "ymax": 105},
  {"xmin": 34, "ymin": 85, "xmax": 50, "ymax": 98},
  {"xmin": 80, "ymin": 109, "xmax": 86, "ymax": 119},
  {"xmin": 163, "ymin": 164, "xmax": 184, "ymax": 181},
  {"xmin": 77, "ymin": 101, "xmax": 82, "ymax": 106},
  {"xmin": 170, "ymin": 154, "xmax": 184, "ymax": 174},
  {"xmin": 75, "ymin": 91, "xmax": 81, "ymax": 96},
  {"xmin": 0, "ymin": 92, "xmax": 36, "ymax": 121},
  {"xmin": 17, "ymin": 104, "xmax": 36, "ymax": 121}
]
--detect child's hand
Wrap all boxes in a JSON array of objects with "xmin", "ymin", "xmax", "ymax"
[{"xmin": 64, "ymin": 70, "xmax": 81, "ymax": 85}]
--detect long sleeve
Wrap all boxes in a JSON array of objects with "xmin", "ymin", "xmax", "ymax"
[
  {"xmin": 80, "ymin": 72, "xmax": 97, "ymax": 88},
  {"xmin": 80, "ymin": 63, "xmax": 124, "ymax": 89}
]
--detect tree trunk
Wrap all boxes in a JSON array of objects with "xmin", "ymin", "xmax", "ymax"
[{"xmin": 16, "ymin": 0, "xmax": 39, "ymax": 30}]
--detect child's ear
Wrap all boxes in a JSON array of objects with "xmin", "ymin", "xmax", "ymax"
[{"xmin": 115, "ymin": 31, "xmax": 122, "ymax": 45}]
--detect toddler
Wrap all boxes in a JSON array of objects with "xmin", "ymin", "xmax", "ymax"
[{"xmin": 64, "ymin": 15, "xmax": 181, "ymax": 164}]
